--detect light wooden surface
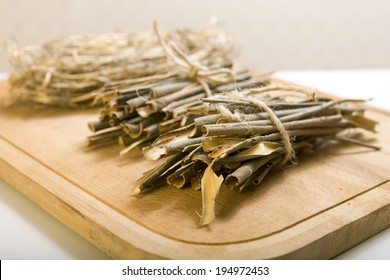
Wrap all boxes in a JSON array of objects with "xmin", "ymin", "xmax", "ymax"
[{"xmin": 0, "ymin": 79, "xmax": 389, "ymax": 259}]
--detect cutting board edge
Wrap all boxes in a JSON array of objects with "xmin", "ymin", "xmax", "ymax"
[
  {"xmin": 0, "ymin": 135, "xmax": 170, "ymax": 259},
  {"xmin": 186, "ymin": 180, "xmax": 390, "ymax": 260},
  {"xmin": 281, "ymin": 193, "xmax": 390, "ymax": 260},
  {"xmin": 1, "ymin": 132, "xmax": 390, "ymax": 259},
  {"xmin": 272, "ymin": 180, "xmax": 390, "ymax": 259}
]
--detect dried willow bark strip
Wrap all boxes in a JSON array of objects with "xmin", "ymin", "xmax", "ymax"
[
  {"xmin": 218, "ymin": 127, "xmax": 344, "ymax": 159},
  {"xmin": 191, "ymin": 169, "xmax": 204, "ymax": 190},
  {"xmin": 215, "ymin": 147, "xmax": 285, "ymax": 166},
  {"xmin": 343, "ymin": 114, "xmax": 378, "ymax": 132},
  {"xmin": 276, "ymin": 99, "xmax": 366, "ymax": 123},
  {"xmin": 202, "ymin": 114, "xmax": 344, "ymax": 137},
  {"xmin": 151, "ymin": 80, "xmax": 194, "ymax": 99},
  {"xmin": 333, "ymin": 135, "xmax": 380, "ymax": 150},
  {"xmin": 138, "ymin": 85, "xmax": 204, "ymax": 117},
  {"xmin": 224, "ymin": 153, "xmax": 282, "ymax": 190},
  {"xmin": 119, "ymin": 135, "xmax": 157, "ymax": 156},
  {"xmin": 214, "ymin": 76, "xmax": 268, "ymax": 92},
  {"xmin": 87, "ymin": 126, "xmax": 124, "ymax": 146},
  {"xmin": 159, "ymin": 118, "xmax": 182, "ymax": 133},
  {"xmin": 163, "ymin": 93, "xmax": 205, "ymax": 115},
  {"xmin": 122, "ymin": 112, "xmax": 165, "ymax": 138},
  {"xmin": 153, "ymin": 123, "xmax": 195, "ymax": 146},
  {"xmin": 143, "ymin": 137, "xmax": 203, "ymax": 160},
  {"xmin": 143, "ymin": 122, "xmax": 159, "ymax": 135},
  {"xmin": 216, "ymin": 106, "xmax": 361, "ymax": 125},
  {"xmin": 88, "ymin": 120, "xmax": 111, "ymax": 132},
  {"xmin": 251, "ymin": 157, "xmax": 281, "ymax": 185},
  {"xmin": 171, "ymin": 100, "xmax": 204, "ymax": 119},
  {"xmin": 200, "ymin": 165, "xmax": 224, "ymax": 226},
  {"xmin": 136, "ymin": 69, "xmax": 258, "ymax": 117},
  {"xmin": 167, "ymin": 162, "xmax": 196, "ymax": 189},
  {"xmin": 202, "ymin": 137, "xmax": 244, "ymax": 153},
  {"xmin": 161, "ymin": 75, "xmax": 270, "ymax": 117},
  {"xmin": 215, "ymin": 141, "xmax": 311, "ymax": 169},
  {"xmin": 134, "ymin": 152, "xmax": 187, "ymax": 193},
  {"xmin": 118, "ymin": 135, "xmax": 135, "ymax": 147}
]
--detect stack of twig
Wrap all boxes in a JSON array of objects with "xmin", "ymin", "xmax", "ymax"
[
  {"xmin": 136, "ymin": 85, "xmax": 379, "ymax": 225},
  {"xmin": 86, "ymin": 22, "xmax": 272, "ymax": 154},
  {"xmin": 6, "ymin": 22, "xmax": 237, "ymax": 107},
  {"xmin": 87, "ymin": 70, "xmax": 270, "ymax": 154}
]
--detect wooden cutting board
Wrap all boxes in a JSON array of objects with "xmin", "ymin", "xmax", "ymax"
[{"xmin": 0, "ymin": 80, "xmax": 389, "ymax": 259}]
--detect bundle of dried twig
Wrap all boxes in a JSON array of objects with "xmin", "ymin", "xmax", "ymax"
[
  {"xmin": 5, "ymin": 22, "xmax": 237, "ymax": 107},
  {"xmin": 136, "ymin": 85, "xmax": 379, "ymax": 225},
  {"xmin": 85, "ymin": 21, "xmax": 272, "ymax": 154},
  {"xmin": 87, "ymin": 69, "xmax": 270, "ymax": 154}
]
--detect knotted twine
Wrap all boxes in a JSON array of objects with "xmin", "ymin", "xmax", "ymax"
[
  {"xmin": 153, "ymin": 21, "xmax": 235, "ymax": 97},
  {"xmin": 211, "ymin": 85, "xmax": 319, "ymax": 165}
]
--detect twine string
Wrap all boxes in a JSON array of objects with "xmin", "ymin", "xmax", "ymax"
[
  {"xmin": 212, "ymin": 91, "xmax": 294, "ymax": 165},
  {"xmin": 153, "ymin": 21, "xmax": 234, "ymax": 96},
  {"xmin": 246, "ymin": 96, "xmax": 294, "ymax": 165}
]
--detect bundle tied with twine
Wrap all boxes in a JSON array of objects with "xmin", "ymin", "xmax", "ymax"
[
  {"xmin": 86, "ymin": 22, "xmax": 271, "ymax": 154},
  {"xmin": 5, "ymin": 21, "xmax": 238, "ymax": 107},
  {"xmin": 136, "ymin": 85, "xmax": 379, "ymax": 225}
]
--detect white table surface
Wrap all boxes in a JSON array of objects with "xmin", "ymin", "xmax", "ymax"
[{"xmin": 0, "ymin": 69, "xmax": 389, "ymax": 260}]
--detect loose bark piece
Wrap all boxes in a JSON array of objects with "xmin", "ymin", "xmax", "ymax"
[{"xmin": 200, "ymin": 165, "xmax": 224, "ymax": 226}]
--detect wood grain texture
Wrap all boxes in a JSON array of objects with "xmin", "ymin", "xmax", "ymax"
[{"xmin": 0, "ymin": 80, "xmax": 389, "ymax": 259}]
